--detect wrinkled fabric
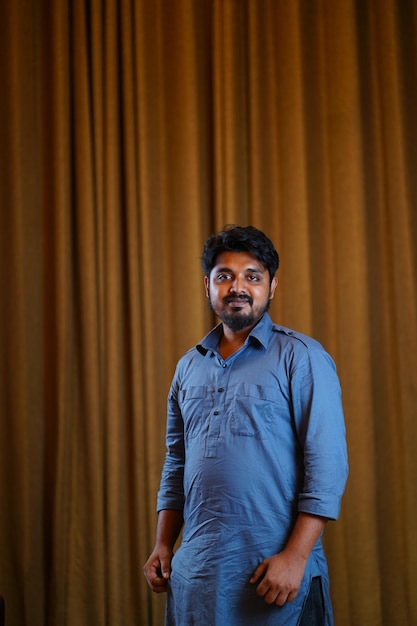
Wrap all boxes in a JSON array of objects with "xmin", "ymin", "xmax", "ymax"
[{"xmin": 157, "ymin": 314, "xmax": 348, "ymax": 625}]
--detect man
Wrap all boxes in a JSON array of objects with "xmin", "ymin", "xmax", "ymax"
[{"xmin": 144, "ymin": 225, "xmax": 348, "ymax": 625}]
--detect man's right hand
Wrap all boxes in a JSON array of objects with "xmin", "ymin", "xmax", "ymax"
[
  {"xmin": 143, "ymin": 509, "xmax": 184, "ymax": 592},
  {"xmin": 143, "ymin": 546, "xmax": 173, "ymax": 593}
]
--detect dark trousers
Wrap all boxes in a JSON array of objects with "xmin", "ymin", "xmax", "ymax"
[{"xmin": 299, "ymin": 577, "xmax": 326, "ymax": 626}]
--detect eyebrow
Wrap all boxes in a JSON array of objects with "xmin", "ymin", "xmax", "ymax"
[{"xmin": 214, "ymin": 266, "xmax": 265, "ymax": 274}]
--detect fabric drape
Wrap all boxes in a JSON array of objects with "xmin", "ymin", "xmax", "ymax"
[{"xmin": 1, "ymin": 1, "xmax": 416, "ymax": 625}]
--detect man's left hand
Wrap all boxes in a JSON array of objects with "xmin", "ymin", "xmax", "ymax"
[{"xmin": 249, "ymin": 549, "xmax": 306, "ymax": 606}]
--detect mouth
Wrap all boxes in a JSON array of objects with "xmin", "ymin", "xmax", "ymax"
[{"xmin": 223, "ymin": 296, "xmax": 253, "ymax": 308}]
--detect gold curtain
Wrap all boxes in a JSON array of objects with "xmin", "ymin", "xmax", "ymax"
[{"xmin": 1, "ymin": 1, "xmax": 416, "ymax": 624}]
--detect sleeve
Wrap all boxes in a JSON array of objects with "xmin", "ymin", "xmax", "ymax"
[
  {"xmin": 290, "ymin": 346, "xmax": 349, "ymax": 520},
  {"xmin": 156, "ymin": 371, "xmax": 186, "ymax": 513}
]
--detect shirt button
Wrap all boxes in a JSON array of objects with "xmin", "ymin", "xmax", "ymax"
[
  {"xmin": 218, "ymin": 387, "xmax": 224, "ymax": 392},
  {"xmin": 213, "ymin": 410, "xmax": 219, "ymax": 415}
]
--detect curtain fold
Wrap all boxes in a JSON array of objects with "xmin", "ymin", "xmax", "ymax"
[{"xmin": 1, "ymin": 1, "xmax": 417, "ymax": 625}]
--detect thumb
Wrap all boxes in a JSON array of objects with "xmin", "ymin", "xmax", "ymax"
[{"xmin": 160, "ymin": 559, "xmax": 172, "ymax": 580}]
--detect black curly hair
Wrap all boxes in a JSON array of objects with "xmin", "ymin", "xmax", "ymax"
[{"xmin": 201, "ymin": 225, "xmax": 279, "ymax": 283}]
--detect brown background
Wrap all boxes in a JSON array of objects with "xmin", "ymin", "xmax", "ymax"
[{"xmin": 1, "ymin": 1, "xmax": 416, "ymax": 624}]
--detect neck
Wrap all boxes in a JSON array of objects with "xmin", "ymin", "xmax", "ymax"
[{"xmin": 218, "ymin": 324, "xmax": 252, "ymax": 359}]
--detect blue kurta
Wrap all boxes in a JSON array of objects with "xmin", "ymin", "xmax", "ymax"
[{"xmin": 157, "ymin": 314, "xmax": 348, "ymax": 625}]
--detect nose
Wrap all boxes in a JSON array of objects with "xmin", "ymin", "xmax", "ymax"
[{"xmin": 229, "ymin": 276, "xmax": 246, "ymax": 294}]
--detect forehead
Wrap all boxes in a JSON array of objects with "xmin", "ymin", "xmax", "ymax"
[{"xmin": 212, "ymin": 250, "xmax": 266, "ymax": 272}]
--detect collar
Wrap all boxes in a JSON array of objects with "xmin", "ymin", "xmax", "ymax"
[{"xmin": 196, "ymin": 313, "xmax": 273, "ymax": 356}]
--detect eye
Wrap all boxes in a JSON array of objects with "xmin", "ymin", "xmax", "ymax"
[
  {"xmin": 216, "ymin": 273, "xmax": 232, "ymax": 282},
  {"xmin": 247, "ymin": 274, "xmax": 261, "ymax": 282}
]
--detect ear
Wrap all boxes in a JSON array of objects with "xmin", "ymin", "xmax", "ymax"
[
  {"xmin": 269, "ymin": 276, "xmax": 278, "ymax": 300},
  {"xmin": 204, "ymin": 275, "xmax": 210, "ymax": 297}
]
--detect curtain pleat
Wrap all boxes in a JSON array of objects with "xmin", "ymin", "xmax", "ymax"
[{"xmin": 1, "ymin": 1, "xmax": 417, "ymax": 625}]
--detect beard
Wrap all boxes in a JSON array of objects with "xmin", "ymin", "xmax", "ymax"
[{"xmin": 208, "ymin": 294, "xmax": 271, "ymax": 332}]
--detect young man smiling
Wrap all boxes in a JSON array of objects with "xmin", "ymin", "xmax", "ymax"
[
  {"xmin": 204, "ymin": 249, "xmax": 278, "ymax": 356},
  {"xmin": 144, "ymin": 225, "xmax": 348, "ymax": 625}
]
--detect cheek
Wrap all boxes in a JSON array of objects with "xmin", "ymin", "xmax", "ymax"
[
  {"xmin": 253, "ymin": 288, "xmax": 272, "ymax": 305},
  {"xmin": 209, "ymin": 284, "xmax": 225, "ymax": 298}
]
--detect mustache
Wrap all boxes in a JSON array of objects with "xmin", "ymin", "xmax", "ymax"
[{"xmin": 223, "ymin": 294, "xmax": 253, "ymax": 305}]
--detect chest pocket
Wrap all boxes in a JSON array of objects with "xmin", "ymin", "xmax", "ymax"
[
  {"xmin": 178, "ymin": 385, "xmax": 207, "ymax": 438},
  {"xmin": 231, "ymin": 383, "xmax": 284, "ymax": 438}
]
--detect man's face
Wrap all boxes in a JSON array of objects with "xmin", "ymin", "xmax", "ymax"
[{"xmin": 204, "ymin": 251, "xmax": 278, "ymax": 332}]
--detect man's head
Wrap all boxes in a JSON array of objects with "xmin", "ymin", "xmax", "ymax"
[
  {"xmin": 201, "ymin": 226, "xmax": 279, "ymax": 332},
  {"xmin": 201, "ymin": 225, "xmax": 279, "ymax": 284}
]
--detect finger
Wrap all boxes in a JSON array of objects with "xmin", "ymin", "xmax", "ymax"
[
  {"xmin": 249, "ymin": 561, "xmax": 267, "ymax": 584},
  {"xmin": 255, "ymin": 578, "xmax": 269, "ymax": 597},
  {"xmin": 285, "ymin": 588, "xmax": 299, "ymax": 603},
  {"xmin": 148, "ymin": 567, "xmax": 169, "ymax": 592},
  {"xmin": 273, "ymin": 591, "xmax": 289, "ymax": 607},
  {"xmin": 152, "ymin": 578, "xmax": 169, "ymax": 593},
  {"xmin": 271, "ymin": 587, "xmax": 298, "ymax": 606},
  {"xmin": 144, "ymin": 563, "xmax": 166, "ymax": 584}
]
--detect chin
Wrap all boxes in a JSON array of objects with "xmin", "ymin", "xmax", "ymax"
[{"xmin": 221, "ymin": 313, "xmax": 256, "ymax": 332}]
